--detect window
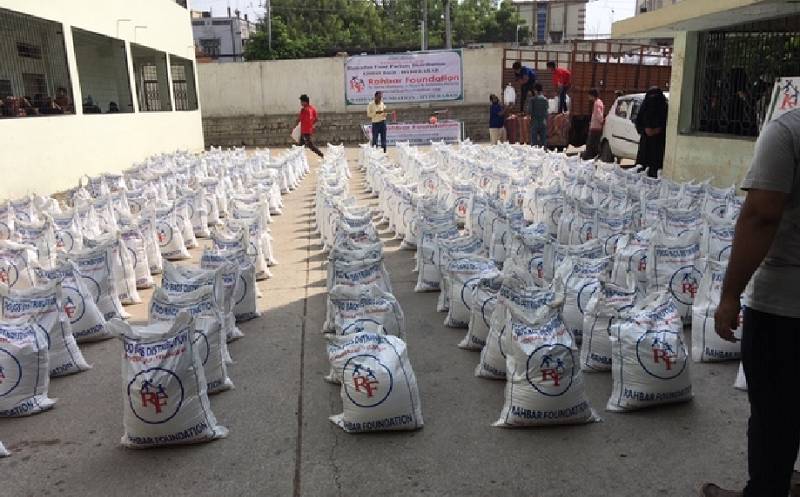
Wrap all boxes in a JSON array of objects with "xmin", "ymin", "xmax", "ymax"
[
  {"xmin": 131, "ymin": 43, "xmax": 172, "ymax": 112},
  {"xmin": 200, "ymin": 38, "xmax": 221, "ymax": 58},
  {"xmin": 72, "ymin": 28, "xmax": 134, "ymax": 114},
  {"xmin": 16, "ymin": 42, "xmax": 42, "ymax": 59},
  {"xmin": 212, "ymin": 20, "xmax": 232, "ymax": 26},
  {"xmin": 22, "ymin": 73, "xmax": 47, "ymax": 97},
  {"xmin": 191, "ymin": 20, "xmax": 206, "ymax": 26},
  {"xmin": 630, "ymin": 100, "xmax": 642, "ymax": 122},
  {"xmin": 694, "ymin": 18, "xmax": 800, "ymax": 137},
  {"xmin": 0, "ymin": 7, "xmax": 74, "ymax": 117},
  {"xmin": 615, "ymin": 99, "xmax": 629, "ymax": 119},
  {"xmin": 170, "ymin": 56, "xmax": 198, "ymax": 111},
  {"xmin": 536, "ymin": 4, "xmax": 548, "ymax": 43},
  {"xmin": 0, "ymin": 80, "xmax": 11, "ymax": 99}
]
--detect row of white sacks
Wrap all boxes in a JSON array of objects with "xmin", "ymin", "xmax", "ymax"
[
  {"xmin": 360, "ymin": 140, "xmax": 745, "ymax": 427},
  {"xmin": 314, "ymin": 145, "xmax": 423, "ymax": 433},
  {"xmin": 0, "ymin": 146, "xmax": 310, "ymax": 451}
]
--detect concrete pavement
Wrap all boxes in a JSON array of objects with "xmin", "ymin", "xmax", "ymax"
[{"xmin": 0, "ymin": 148, "xmax": 749, "ymax": 497}]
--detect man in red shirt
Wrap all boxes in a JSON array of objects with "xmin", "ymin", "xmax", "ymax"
[
  {"xmin": 547, "ymin": 61, "xmax": 571, "ymax": 114},
  {"xmin": 297, "ymin": 94, "xmax": 323, "ymax": 158}
]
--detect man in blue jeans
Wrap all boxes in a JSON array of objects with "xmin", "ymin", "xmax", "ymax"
[
  {"xmin": 527, "ymin": 83, "xmax": 549, "ymax": 148},
  {"xmin": 702, "ymin": 108, "xmax": 800, "ymax": 497},
  {"xmin": 367, "ymin": 91, "xmax": 387, "ymax": 152}
]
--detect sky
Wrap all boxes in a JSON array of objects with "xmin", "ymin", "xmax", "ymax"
[
  {"xmin": 189, "ymin": 0, "xmax": 262, "ymax": 20},
  {"xmin": 585, "ymin": 0, "xmax": 637, "ymax": 37},
  {"xmin": 189, "ymin": 0, "xmax": 638, "ymax": 37}
]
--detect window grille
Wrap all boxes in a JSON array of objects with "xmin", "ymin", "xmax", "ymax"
[
  {"xmin": 131, "ymin": 43, "xmax": 172, "ymax": 112},
  {"xmin": 170, "ymin": 56, "xmax": 198, "ymax": 111},
  {"xmin": 200, "ymin": 38, "xmax": 221, "ymax": 58},
  {"xmin": 0, "ymin": 7, "xmax": 74, "ymax": 118},
  {"xmin": 694, "ymin": 18, "xmax": 800, "ymax": 137}
]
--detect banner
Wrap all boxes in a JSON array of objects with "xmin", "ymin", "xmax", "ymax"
[
  {"xmin": 361, "ymin": 120, "xmax": 463, "ymax": 146},
  {"xmin": 764, "ymin": 76, "xmax": 800, "ymax": 125},
  {"xmin": 345, "ymin": 50, "xmax": 464, "ymax": 105}
]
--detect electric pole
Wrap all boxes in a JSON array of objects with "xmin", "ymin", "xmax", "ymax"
[
  {"xmin": 443, "ymin": 0, "xmax": 452, "ymax": 49},
  {"xmin": 421, "ymin": 0, "xmax": 428, "ymax": 50},
  {"xmin": 267, "ymin": 0, "xmax": 272, "ymax": 50}
]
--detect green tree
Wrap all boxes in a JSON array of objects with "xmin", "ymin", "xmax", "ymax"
[{"xmin": 243, "ymin": 0, "xmax": 526, "ymax": 61}]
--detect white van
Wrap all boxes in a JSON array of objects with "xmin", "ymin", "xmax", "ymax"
[{"xmin": 600, "ymin": 92, "xmax": 668, "ymax": 163}]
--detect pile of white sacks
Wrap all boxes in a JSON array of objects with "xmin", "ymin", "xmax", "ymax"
[
  {"xmin": 0, "ymin": 146, "xmax": 309, "ymax": 450},
  {"xmin": 362, "ymin": 140, "xmax": 742, "ymax": 427},
  {"xmin": 315, "ymin": 144, "xmax": 423, "ymax": 433}
]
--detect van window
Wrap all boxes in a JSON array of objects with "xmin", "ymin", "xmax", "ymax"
[
  {"xmin": 630, "ymin": 100, "xmax": 642, "ymax": 122},
  {"xmin": 615, "ymin": 99, "xmax": 629, "ymax": 119}
]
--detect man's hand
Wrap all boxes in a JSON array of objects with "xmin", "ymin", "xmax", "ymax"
[{"xmin": 715, "ymin": 295, "xmax": 741, "ymax": 343}]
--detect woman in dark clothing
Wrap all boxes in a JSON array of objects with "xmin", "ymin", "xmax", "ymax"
[{"xmin": 635, "ymin": 87, "xmax": 668, "ymax": 178}]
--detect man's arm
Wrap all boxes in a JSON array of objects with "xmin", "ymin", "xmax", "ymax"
[
  {"xmin": 715, "ymin": 190, "xmax": 788, "ymax": 340},
  {"xmin": 715, "ymin": 120, "xmax": 795, "ymax": 341}
]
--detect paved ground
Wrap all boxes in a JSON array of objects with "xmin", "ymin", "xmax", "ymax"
[{"xmin": 1, "ymin": 148, "xmax": 750, "ymax": 497}]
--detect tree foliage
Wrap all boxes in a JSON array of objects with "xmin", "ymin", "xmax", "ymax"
[{"xmin": 244, "ymin": 0, "xmax": 526, "ymax": 61}]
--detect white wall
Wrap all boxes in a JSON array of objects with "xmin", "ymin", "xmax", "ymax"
[
  {"xmin": 198, "ymin": 48, "xmax": 504, "ymax": 117},
  {"xmin": 0, "ymin": 0, "xmax": 204, "ymax": 199},
  {"xmin": 0, "ymin": 113, "xmax": 203, "ymax": 197}
]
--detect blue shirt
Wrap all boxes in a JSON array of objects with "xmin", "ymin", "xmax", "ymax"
[
  {"xmin": 515, "ymin": 66, "xmax": 537, "ymax": 86},
  {"xmin": 490, "ymin": 103, "xmax": 505, "ymax": 128}
]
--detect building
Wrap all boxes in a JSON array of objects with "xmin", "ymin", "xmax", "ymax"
[
  {"xmin": 0, "ymin": 0, "xmax": 203, "ymax": 199},
  {"xmin": 637, "ymin": 0, "xmax": 682, "ymax": 15},
  {"xmin": 191, "ymin": 9, "xmax": 255, "ymax": 63},
  {"xmin": 513, "ymin": 0, "xmax": 588, "ymax": 43},
  {"xmin": 613, "ymin": 0, "xmax": 800, "ymax": 186}
]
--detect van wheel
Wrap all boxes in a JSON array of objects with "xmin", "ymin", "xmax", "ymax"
[{"xmin": 599, "ymin": 140, "xmax": 615, "ymax": 163}]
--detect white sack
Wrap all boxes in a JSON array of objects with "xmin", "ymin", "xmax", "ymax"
[
  {"xmin": 108, "ymin": 313, "xmax": 228, "ymax": 447},
  {"xmin": 327, "ymin": 332, "xmax": 423, "ymax": 433},
  {"xmin": 0, "ymin": 320, "xmax": 55, "ymax": 417}
]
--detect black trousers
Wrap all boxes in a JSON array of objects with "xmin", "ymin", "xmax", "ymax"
[
  {"xmin": 300, "ymin": 133, "xmax": 323, "ymax": 158},
  {"xmin": 582, "ymin": 129, "xmax": 602, "ymax": 160},
  {"xmin": 558, "ymin": 85, "xmax": 570, "ymax": 113},
  {"xmin": 636, "ymin": 132, "xmax": 665, "ymax": 178},
  {"xmin": 371, "ymin": 121, "xmax": 387, "ymax": 152},
  {"xmin": 742, "ymin": 307, "xmax": 800, "ymax": 497}
]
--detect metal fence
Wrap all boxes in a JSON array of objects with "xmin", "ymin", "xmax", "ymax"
[
  {"xmin": 694, "ymin": 19, "xmax": 800, "ymax": 137},
  {"xmin": 0, "ymin": 7, "xmax": 74, "ymax": 117}
]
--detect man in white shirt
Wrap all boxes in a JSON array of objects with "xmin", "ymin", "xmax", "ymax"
[{"xmin": 367, "ymin": 91, "xmax": 388, "ymax": 152}]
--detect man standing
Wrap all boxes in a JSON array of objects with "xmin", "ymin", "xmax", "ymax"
[
  {"xmin": 367, "ymin": 91, "xmax": 388, "ymax": 153},
  {"xmin": 582, "ymin": 89, "xmax": 604, "ymax": 160},
  {"xmin": 547, "ymin": 61, "xmax": 571, "ymax": 113},
  {"xmin": 489, "ymin": 94, "xmax": 506, "ymax": 144},
  {"xmin": 512, "ymin": 61, "xmax": 536, "ymax": 112},
  {"xmin": 701, "ymin": 108, "xmax": 800, "ymax": 497},
  {"xmin": 527, "ymin": 84, "xmax": 549, "ymax": 148},
  {"xmin": 297, "ymin": 94, "xmax": 323, "ymax": 158}
]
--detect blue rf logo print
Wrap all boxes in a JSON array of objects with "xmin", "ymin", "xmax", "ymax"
[
  {"xmin": 343, "ymin": 354, "xmax": 392, "ymax": 408},
  {"xmin": 527, "ymin": 344, "xmax": 574, "ymax": 396},
  {"xmin": 128, "ymin": 368, "xmax": 185, "ymax": 424},
  {"xmin": 668, "ymin": 266, "xmax": 702, "ymax": 305},
  {"xmin": 636, "ymin": 330, "xmax": 687, "ymax": 380}
]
